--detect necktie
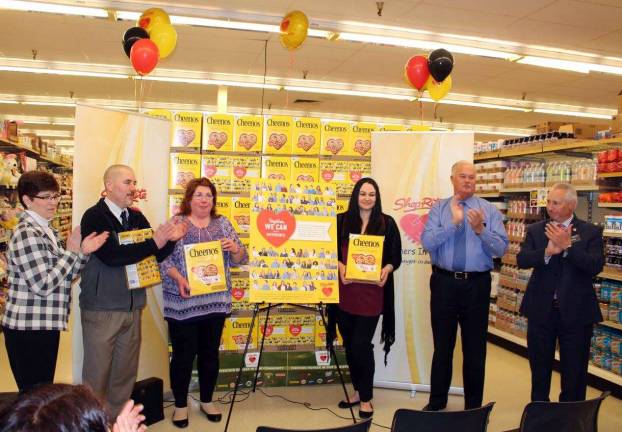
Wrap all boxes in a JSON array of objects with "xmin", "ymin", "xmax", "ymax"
[
  {"xmin": 121, "ymin": 210, "xmax": 130, "ymax": 231},
  {"xmin": 452, "ymin": 202, "xmax": 467, "ymax": 271}
]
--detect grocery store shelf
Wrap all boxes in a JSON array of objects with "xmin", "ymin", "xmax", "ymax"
[
  {"xmin": 474, "ymin": 151, "xmax": 500, "ymax": 161},
  {"xmin": 477, "ymin": 192, "xmax": 501, "ymax": 198},
  {"xmin": 604, "ymin": 231, "xmax": 622, "ymax": 238},
  {"xmin": 599, "ymin": 270, "xmax": 622, "ymax": 282},
  {"xmin": 598, "ymin": 172, "xmax": 622, "ymax": 179},
  {"xmin": 600, "ymin": 321, "xmax": 622, "ymax": 332},
  {"xmin": 598, "ymin": 203, "xmax": 622, "ymax": 208}
]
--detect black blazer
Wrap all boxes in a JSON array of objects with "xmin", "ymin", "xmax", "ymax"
[{"xmin": 517, "ymin": 216, "xmax": 604, "ymax": 325}]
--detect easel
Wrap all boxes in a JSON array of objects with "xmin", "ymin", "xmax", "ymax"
[{"xmin": 224, "ymin": 302, "xmax": 357, "ymax": 432}]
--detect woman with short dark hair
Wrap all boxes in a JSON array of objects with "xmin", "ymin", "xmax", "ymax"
[
  {"xmin": 331, "ymin": 177, "xmax": 402, "ymax": 419},
  {"xmin": 1, "ymin": 171, "xmax": 108, "ymax": 391},
  {"xmin": 159, "ymin": 177, "xmax": 248, "ymax": 428}
]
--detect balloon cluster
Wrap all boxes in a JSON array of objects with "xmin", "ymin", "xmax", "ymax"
[
  {"xmin": 122, "ymin": 8, "xmax": 178, "ymax": 76},
  {"xmin": 404, "ymin": 49, "xmax": 454, "ymax": 101},
  {"xmin": 280, "ymin": 10, "xmax": 309, "ymax": 50}
]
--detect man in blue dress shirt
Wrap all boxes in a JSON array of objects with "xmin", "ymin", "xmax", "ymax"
[{"xmin": 422, "ymin": 161, "xmax": 508, "ymax": 411}]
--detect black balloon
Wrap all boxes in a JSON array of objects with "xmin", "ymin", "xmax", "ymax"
[
  {"xmin": 429, "ymin": 48, "xmax": 453, "ymax": 64},
  {"xmin": 122, "ymin": 27, "xmax": 149, "ymax": 57},
  {"xmin": 428, "ymin": 57, "xmax": 453, "ymax": 82}
]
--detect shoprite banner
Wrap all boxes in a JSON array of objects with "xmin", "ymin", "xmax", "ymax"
[
  {"xmin": 72, "ymin": 105, "xmax": 172, "ymax": 388},
  {"xmin": 371, "ymin": 132, "xmax": 473, "ymax": 393}
]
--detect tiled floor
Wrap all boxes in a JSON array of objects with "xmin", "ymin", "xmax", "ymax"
[{"xmin": 150, "ymin": 343, "xmax": 622, "ymax": 431}]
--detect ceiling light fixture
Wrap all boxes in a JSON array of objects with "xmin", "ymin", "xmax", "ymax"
[
  {"xmin": 533, "ymin": 108, "xmax": 613, "ymax": 120},
  {"xmin": 141, "ymin": 75, "xmax": 280, "ymax": 90},
  {"xmin": 284, "ymin": 85, "xmax": 414, "ymax": 101},
  {"xmin": 516, "ymin": 56, "xmax": 591, "ymax": 74},
  {"xmin": 418, "ymin": 97, "xmax": 531, "ymax": 112},
  {"xmin": 1, "ymin": 0, "xmax": 108, "ymax": 17},
  {"xmin": 0, "ymin": 65, "xmax": 127, "ymax": 79}
]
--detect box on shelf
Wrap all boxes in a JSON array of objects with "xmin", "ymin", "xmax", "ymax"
[
  {"xmin": 535, "ymin": 121, "xmax": 565, "ymax": 134},
  {"xmin": 0, "ymin": 121, "xmax": 18, "ymax": 142},
  {"xmin": 559, "ymin": 123, "xmax": 600, "ymax": 140}
]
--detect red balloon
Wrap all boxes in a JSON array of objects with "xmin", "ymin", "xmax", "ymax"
[
  {"xmin": 404, "ymin": 55, "xmax": 430, "ymax": 91},
  {"xmin": 130, "ymin": 39, "xmax": 159, "ymax": 75}
]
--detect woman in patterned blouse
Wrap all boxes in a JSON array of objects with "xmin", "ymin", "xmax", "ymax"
[{"xmin": 159, "ymin": 177, "xmax": 248, "ymax": 428}]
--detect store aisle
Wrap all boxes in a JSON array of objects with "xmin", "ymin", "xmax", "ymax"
[{"xmin": 150, "ymin": 343, "xmax": 622, "ymax": 431}]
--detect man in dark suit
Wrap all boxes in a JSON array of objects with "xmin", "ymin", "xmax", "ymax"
[{"xmin": 517, "ymin": 182, "xmax": 604, "ymax": 402}]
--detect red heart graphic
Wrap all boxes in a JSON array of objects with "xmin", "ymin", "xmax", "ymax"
[
  {"xmin": 321, "ymin": 170, "xmax": 334, "ymax": 182},
  {"xmin": 232, "ymin": 288, "xmax": 244, "ymax": 300},
  {"xmin": 322, "ymin": 287, "xmax": 333, "ymax": 297},
  {"xmin": 289, "ymin": 324, "xmax": 302, "ymax": 336},
  {"xmin": 260, "ymin": 324, "xmax": 273, "ymax": 337},
  {"xmin": 400, "ymin": 213, "xmax": 429, "ymax": 245},
  {"xmin": 320, "ymin": 354, "xmax": 328, "ymax": 361},
  {"xmin": 248, "ymin": 355, "xmax": 257, "ymax": 363},
  {"xmin": 233, "ymin": 166, "xmax": 247, "ymax": 179},
  {"xmin": 349, "ymin": 171, "xmax": 362, "ymax": 182},
  {"xmin": 203, "ymin": 165, "xmax": 217, "ymax": 178},
  {"xmin": 256, "ymin": 210, "xmax": 296, "ymax": 247}
]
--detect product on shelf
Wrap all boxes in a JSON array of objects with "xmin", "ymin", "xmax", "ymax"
[
  {"xmin": 475, "ymin": 161, "xmax": 506, "ymax": 193},
  {"xmin": 604, "ymin": 237, "xmax": 622, "ymax": 272},
  {"xmin": 597, "ymin": 149, "xmax": 622, "ymax": 174},
  {"xmin": 502, "ymin": 158, "xmax": 597, "ymax": 190}
]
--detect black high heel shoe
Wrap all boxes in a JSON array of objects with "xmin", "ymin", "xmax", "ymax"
[
  {"xmin": 359, "ymin": 402, "xmax": 374, "ymax": 419},
  {"xmin": 338, "ymin": 399, "xmax": 361, "ymax": 409},
  {"xmin": 200, "ymin": 405, "xmax": 222, "ymax": 423}
]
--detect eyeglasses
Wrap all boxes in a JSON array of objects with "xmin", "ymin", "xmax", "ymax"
[
  {"xmin": 33, "ymin": 194, "xmax": 62, "ymax": 202},
  {"xmin": 192, "ymin": 193, "xmax": 213, "ymax": 199}
]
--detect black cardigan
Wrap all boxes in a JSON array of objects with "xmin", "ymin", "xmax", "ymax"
[{"xmin": 327, "ymin": 212, "xmax": 402, "ymax": 365}]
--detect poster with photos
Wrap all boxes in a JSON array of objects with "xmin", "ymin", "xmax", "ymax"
[{"xmin": 249, "ymin": 179, "xmax": 339, "ymax": 304}]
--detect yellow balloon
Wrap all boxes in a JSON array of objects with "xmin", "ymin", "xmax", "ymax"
[
  {"xmin": 427, "ymin": 75, "xmax": 452, "ymax": 101},
  {"xmin": 279, "ymin": 10, "xmax": 308, "ymax": 51},
  {"xmin": 150, "ymin": 23, "xmax": 177, "ymax": 59},
  {"xmin": 138, "ymin": 8, "xmax": 170, "ymax": 34},
  {"xmin": 422, "ymin": 75, "xmax": 433, "ymax": 92}
]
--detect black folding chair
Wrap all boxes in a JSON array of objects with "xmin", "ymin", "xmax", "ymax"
[
  {"xmin": 391, "ymin": 402, "xmax": 495, "ymax": 432},
  {"xmin": 256, "ymin": 418, "xmax": 372, "ymax": 432},
  {"xmin": 510, "ymin": 391, "xmax": 610, "ymax": 432}
]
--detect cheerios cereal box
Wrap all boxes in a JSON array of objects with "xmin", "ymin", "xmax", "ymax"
[
  {"xmin": 144, "ymin": 109, "xmax": 172, "ymax": 121},
  {"xmin": 348, "ymin": 122, "xmax": 376, "ymax": 157},
  {"xmin": 291, "ymin": 156, "xmax": 319, "ymax": 183},
  {"xmin": 379, "ymin": 124, "xmax": 406, "ymax": 131},
  {"xmin": 263, "ymin": 115, "xmax": 293, "ymax": 155},
  {"xmin": 203, "ymin": 113, "xmax": 234, "ymax": 152},
  {"xmin": 172, "ymin": 111, "xmax": 202, "ymax": 148},
  {"xmin": 169, "ymin": 152, "xmax": 201, "ymax": 190},
  {"xmin": 261, "ymin": 156, "xmax": 291, "ymax": 182},
  {"xmin": 215, "ymin": 196, "xmax": 231, "ymax": 220},
  {"xmin": 184, "ymin": 240, "xmax": 226, "ymax": 295},
  {"xmin": 345, "ymin": 234, "xmax": 384, "ymax": 282},
  {"xmin": 320, "ymin": 120, "xmax": 350, "ymax": 156},
  {"xmin": 292, "ymin": 117, "xmax": 321, "ymax": 156},
  {"xmin": 201, "ymin": 154, "xmax": 231, "ymax": 193},
  {"xmin": 230, "ymin": 155, "xmax": 261, "ymax": 194},
  {"xmin": 234, "ymin": 115, "xmax": 263, "ymax": 153}
]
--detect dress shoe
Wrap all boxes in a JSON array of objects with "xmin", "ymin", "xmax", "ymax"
[
  {"xmin": 171, "ymin": 409, "xmax": 189, "ymax": 429},
  {"xmin": 200, "ymin": 406, "xmax": 222, "ymax": 423},
  {"xmin": 359, "ymin": 403, "xmax": 373, "ymax": 419},
  {"xmin": 338, "ymin": 399, "xmax": 360, "ymax": 409},
  {"xmin": 422, "ymin": 403, "xmax": 445, "ymax": 411}
]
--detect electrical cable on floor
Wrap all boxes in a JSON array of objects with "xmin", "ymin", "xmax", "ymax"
[{"xmin": 257, "ymin": 388, "xmax": 390, "ymax": 430}]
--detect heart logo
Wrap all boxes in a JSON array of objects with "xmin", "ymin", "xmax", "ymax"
[
  {"xmin": 320, "ymin": 354, "xmax": 328, "ymax": 361},
  {"xmin": 233, "ymin": 166, "xmax": 247, "ymax": 179},
  {"xmin": 349, "ymin": 171, "xmax": 362, "ymax": 182},
  {"xmin": 256, "ymin": 210, "xmax": 296, "ymax": 247},
  {"xmin": 297, "ymin": 135, "xmax": 315, "ymax": 151},
  {"xmin": 176, "ymin": 129, "xmax": 195, "ymax": 146},
  {"xmin": 238, "ymin": 133, "xmax": 257, "ymax": 150},
  {"xmin": 400, "ymin": 213, "xmax": 429, "ymax": 244},
  {"xmin": 203, "ymin": 165, "xmax": 217, "ymax": 178},
  {"xmin": 208, "ymin": 131, "xmax": 227, "ymax": 149},
  {"xmin": 289, "ymin": 324, "xmax": 302, "ymax": 336},
  {"xmin": 321, "ymin": 170, "xmax": 334, "ymax": 182},
  {"xmin": 354, "ymin": 139, "xmax": 372, "ymax": 156},
  {"xmin": 325, "ymin": 138, "xmax": 344, "ymax": 155},
  {"xmin": 322, "ymin": 286, "xmax": 333, "ymax": 297},
  {"xmin": 260, "ymin": 324, "xmax": 273, "ymax": 337},
  {"xmin": 232, "ymin": 288, "xmax": 244, "ymax": 300}
]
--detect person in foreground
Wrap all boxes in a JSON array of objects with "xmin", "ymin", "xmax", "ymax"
[
  {"xmin": 159, "ymin": 178, "xmax": 248, "ymax": 428},
  {"xmin": 80, "ymin": 164, "xmax": 186, "ymax": 417},
  {"xmin": 331, "ymin": 177, "xmax": 402, "ymax": 419},
  {"xmin": 517, "ymin": 182, "xmax": 604, "ymax": 402},
  {"xmin": 1, "ymin": 171, "xmax": 108, "ymax": 392},
  {"xmin": 0, "ymin": 383, "xmax": 146, "ymax": 432},
  {"xmin": 421, "ymin": 160, "xmax": 508, "ymax": 411}
]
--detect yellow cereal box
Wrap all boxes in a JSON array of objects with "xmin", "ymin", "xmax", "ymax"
[
  {"xmin": 230, "ymin": 277, "xmax": 252, "ymax": 313},
  {"xmin": 379, "ymin": 124, "xmax": 406, "ymax": 131},
  {"xmin": 349, "ymin": 122, "xmax": 376, "ymax": 157},
  {"xmin": 168, "ymin": 194, "xmax": 184, "ymax": 218},
  {"xmin": 261, "ymin": 156, "xmax": 291, "ymax": 182},
  {"xmin": 234, "ymin": 115, "xmax": 263, "ymax": 153},
  {"xmin": 118, "ymin": 229, "xmax": 161, "ymax": 289},
  {"xmin": 320, "ymin": 121, "xmax": 350, "ymax": 156},
  {"xmin": 184, "ymin": 240, "xmax": 227, "ymax": 296},
  {"xmin": 230, "ymin": 155, "xmax": 261, "ymax": 194},
  {"xmin": 169, "ymin": 152, "xmax": 201, "ymax": 190},
  {"xmin": 215, "ymin": 196, "xmax": 232, "ymax": 220},
  {"xmin": 292, "ymin": 117, "xmax": 321, "ymax": 156},
  {"xmin": 291, "ymin": 157, "xmax": 319, "ymax": 183},
  {"xmin": 144, "ymin": 109, "xmax": 172, "ymax": 121},
  {"xmin": 172, "ymin": 111, "xmax": 202, "ymax": 148},
  {"xmin": 314, "ymin": 315, "xmax": 342, "ymax": 348},
  {"xmin": 258, "ymin": 314, "xmax": 315, "ymax": 349},
  {"xmin": 345, "ymin": 234, "xmax": 384, "ymax": 282},
  {"xmin": 407, "ymin": 125, "xmax": 431, "ymax": 131},
  {"xmin": 264, "ymin": 115, "xmax": 293, "ymax": 154},
  {"xmin": 319, "ymin": 159, "xmax": 348, "ymax": 186},
  {"xmin": 231, "ymin": 196, "xmax": 251, "ymax": 234},
  {"xmin": 346, "ymin": 159, "xmax": 371, "ymax": 185},
  {"xmin": 225, "ymin": 317, "xmax": 258, "ymax": 351},
  {"xmin": 201, "ymin": 154, "xmax": 231, "ymax": 193},
  {"xmin": 203, "ymin": 113, "xmax": 234, "ymax": 152}
]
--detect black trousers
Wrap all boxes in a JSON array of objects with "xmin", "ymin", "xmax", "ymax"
[
  {"xmin": 167, "ymin": 315, "xmax": 226, "ymax": 408},
  {"xmin": 428, "ymin": 272, "xmax": 491, "ymax": 410},
  {"xmin": 527, "ymin": 307, "xmax": 593, "ymax": 402},
  {"xmin": 3, "ymin": 326, "xmax": 60, "ymax": 392},
  {"xmin": 336, "ymin": 308, "xmax": 380, "ymax": 403}
]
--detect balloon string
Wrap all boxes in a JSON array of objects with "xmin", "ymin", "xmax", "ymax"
[
  {"xmin": 434, "ymin": 103, "xmax": 438, "ymax": 120},
  {"xmin": 134, "ymin": 77, "xmax": 138, "ymax": 110},
  {"xmin": 285, "ymin": 51, "xmax": 295, "ymax": 108}
]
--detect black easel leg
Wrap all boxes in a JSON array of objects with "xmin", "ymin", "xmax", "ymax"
[
  {"xmin": 318, "ymin": 303, "xmax": 357, "ymax": 423},
  {"xmin": 224, "ymin": 303, "xmax": 260, "ymax": 432},
  {"xmin": 253, "ymin": 303, "xmax": 273, "ymax": 392}
]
